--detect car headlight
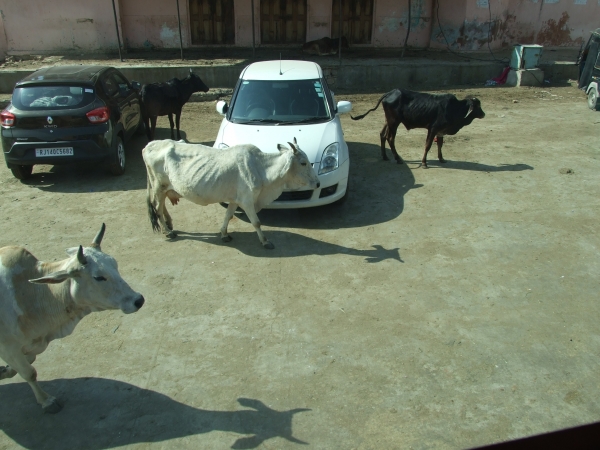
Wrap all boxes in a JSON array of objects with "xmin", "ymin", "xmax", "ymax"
[
  {"xmin": 217, "ymin": 143, "xmax": 229, "ymax": 149},
  {"xmin": 319, "ymin": 143, "xmax": 339, "ymax": 175}
]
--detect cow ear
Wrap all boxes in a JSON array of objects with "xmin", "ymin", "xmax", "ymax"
[
  {"xmin": 277, "ymin": 144, "xmax": 289, "ymax": 152},
  {"xmin": 29, "ymin": 270, "xmax": 72, "ymax": 284},
  {"xmin": 288, "ymin": 142, "xmax": 298, "ymax": 154}
]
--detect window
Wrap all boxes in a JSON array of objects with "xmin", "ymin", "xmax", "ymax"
[{"xmin": 12, "ymin": 85, "xmax": 95, "ymax": 110}]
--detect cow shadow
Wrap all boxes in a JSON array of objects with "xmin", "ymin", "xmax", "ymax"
[
  {"xmin": 242, "ymin": 141, "xmax": 418, "ymax": 230},
  {"xmin": 0, "ymin": 378, "xmax": 309, "ymax": 449},
  {"xmin": 22, "ymin": 134, "xmax": 150, "ymax": 193},
  {"xmin": 400, "ymin": 159, "xmax": 534, "ymax": 172},
  {"xmin": 173, "ymin": 230, "xmax": 402, "ymax": 263}
]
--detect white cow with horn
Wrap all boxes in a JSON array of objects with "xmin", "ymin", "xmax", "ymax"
[
  {"xmin": 143, "ymin": 138, "xmax": 320, "ymax": 249},
  {"xmin": 0, "ymin": 224, "xmax": 144, "ymax": 413}
]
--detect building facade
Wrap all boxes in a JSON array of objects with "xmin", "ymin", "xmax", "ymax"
[{"xmin": 0, "ymin": 0, "xmax": 598, "ymax": 56}]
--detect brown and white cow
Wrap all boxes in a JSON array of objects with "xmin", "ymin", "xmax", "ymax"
[
  {"xmin": 143, "ymin": 138, "xmax": 320, "ymax": 249},
  {"xmin": 0, "ymin": 224, "xmax": 144, "ymax": 413}
]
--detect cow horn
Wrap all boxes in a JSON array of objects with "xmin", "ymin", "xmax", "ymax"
[
  {"xmin": 77, "ymin": 245, "xmax": 87, "ymax": 265},
  {"xmin": 189, "ymin": 68, "xmax": 193, "ymax": 74},
  {"xmin": 464, "ymin": 104, "xmax": 474, "ymax": 118},
  {"xmin": 91, "ymin": 223, "xmax": 106, "ymax": 249},
  {"xmin": 288, "ymin": 142, "xmax": 298, "ymax": 154}
]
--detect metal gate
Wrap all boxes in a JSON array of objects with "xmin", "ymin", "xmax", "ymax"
[
  {"xmin": 332, "ymin": 0, "xmax": 373, "ymax": 44},
  {"xmin": 189, "ymin": 0, "xmax": 235, "ymax": 45},
  {"xmin": 260, "ymin": 0, "xmax": 307, "ymax": 44}
]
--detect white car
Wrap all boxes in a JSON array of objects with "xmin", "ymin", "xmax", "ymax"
[{"xmin": 214, "ymin": 60, "xmax": 352, "ymax": 208}]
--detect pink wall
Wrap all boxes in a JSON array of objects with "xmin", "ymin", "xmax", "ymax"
[
  {"xmin": 431, "ymin": 0, "xmax": 600, "ymax": 51},
  {"xmin": 0, "ymin": 0, "xmax": 597, "ymax": 56},
  {"xmin": 0, "ymin": 0, "xmax": 123, "ymax": 53},
  {"xmin": 119, "ymin": 0, "xmax": 188, "ymax": 49}
]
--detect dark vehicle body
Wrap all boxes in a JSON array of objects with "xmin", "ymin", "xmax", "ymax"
[
  {"xmin": 577, "ymin": 28, "xmax": 600, "ymax": 110},
  {"xmin": 1, "ymin": 65, "xmax": 143, "ymax": 179}
]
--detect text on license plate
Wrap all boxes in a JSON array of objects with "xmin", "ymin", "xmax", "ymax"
[{"xmin": 35, "ymin": 147, "xmax": 74, "ymax": 157}]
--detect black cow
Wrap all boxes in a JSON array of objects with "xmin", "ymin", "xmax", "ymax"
[
  {"xmin": 351, "ymin": 89, "xmax": 485, "ymax": 168},
  {"xmin": 140, "ymin": 69, "xmax": 209, "ymax": 141}
]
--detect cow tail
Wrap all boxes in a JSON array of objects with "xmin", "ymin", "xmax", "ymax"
[
  {"xmin": 146, "ymin": 174, "xmax": 161, "ymax": 233},
  {"xmin": 350, "ymin": 90, "xmax": 395, "ymax": 121}
]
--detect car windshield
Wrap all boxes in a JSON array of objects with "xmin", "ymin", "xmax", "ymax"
[
  {"xmin": 12, "ymin": 85, "xmax": 96, "ymax": 111},
  {"xmin": 229, "ymin": 79, "xmax": 331, "ymax": 124}
]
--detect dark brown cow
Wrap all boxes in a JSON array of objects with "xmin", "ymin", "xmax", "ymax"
[
  {"xmin": 351, "ymin": 89, "xmax": 485, "ymax": 168},
  {"xmin": 302, "ymin": 36, "xmax": 349, "ymax": 56}
]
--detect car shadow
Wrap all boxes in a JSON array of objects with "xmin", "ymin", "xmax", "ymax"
[
  {"xmin": 171, "ymin": 230, "xmax": 403, "ymax": 263},
  {"xmin": 242, "ymin": 141, "xmax": 419, "ymax": 230},
  {"xmin": 0, "ymin": 378, "xmax": 310, "ymax": 449},
  {"xmin": 22, "ymin": 134, "xmax": 150, "ymax": 193}
]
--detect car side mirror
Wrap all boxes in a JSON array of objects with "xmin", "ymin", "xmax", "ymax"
[
  {"xmin": 336, "ymin": 101, "xmax": 352, "ymax": 114},
  {"xmin": 216, "ymin": 100, "xmax": 228, "ymax": 116},
  {"xmin": 131, "ymin": 81, "xmax": 141, "ymax": 91}
]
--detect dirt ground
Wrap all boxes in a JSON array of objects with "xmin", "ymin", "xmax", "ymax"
[{"xmin": 0, "ymin": 84, "xmax": 599, "ymax": 449}]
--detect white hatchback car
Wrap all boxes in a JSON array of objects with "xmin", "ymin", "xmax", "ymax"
[{"xmin": 214, "ymin": 60, "xmax": 352, "ymax": 208}]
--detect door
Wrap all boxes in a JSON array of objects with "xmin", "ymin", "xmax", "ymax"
[
  {"xmin": 332, "ymin": 0, "xmax": 373, "ymax": 45},
  {"xmin": 189, "ymin": 0, "xmax": 235, "ymax": 45},
  {"xmin": 260, "ymin": 0, "xmax": 307, "ymax": 44}
]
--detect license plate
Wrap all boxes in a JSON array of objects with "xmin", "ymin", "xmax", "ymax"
[{"xmin": 35, "ymin": 147, "xmax": 74, "ymax": 157}]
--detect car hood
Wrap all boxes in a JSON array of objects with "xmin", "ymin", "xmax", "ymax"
[{"xmin": 218, "ymin": 120, "xmax": 340, "ymax": 163}]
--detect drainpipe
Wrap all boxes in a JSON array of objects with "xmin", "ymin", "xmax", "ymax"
[
  {"xmin": 111, "ymin": 0, "xmax": 123, "ymax": 61},
  {"xmin": 402, "ymin": 0, "xmax": 411, "ymax": 58},
  {"xmin": 176, "ymin": 0, "xmax": 184, "ymax": 60},
  {"xmin": 338, "ymin": 0, "xmax": 342, "ymax": 63},
  {"xmin": 252, "ymin": 0, "xmax": 256, "ymax": 58}
]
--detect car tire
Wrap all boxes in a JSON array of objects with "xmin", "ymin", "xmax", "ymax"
[
  {"xmin": 8, "ymin": 164, "xmax": 33, "ymax": 180},
  {"xmin": 588, "ymin": 85, "xmax": 599, "ymax": 111},
  {"xmin": 109, "ymin": 136, "xmax": 126, "ymax": 176}
]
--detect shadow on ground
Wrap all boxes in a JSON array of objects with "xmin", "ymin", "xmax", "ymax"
[
  {"xmin": 172, "ymin": 230, "xmax": 402, "ymax": 263},
  {"xmin": 239, "ymin": 141, "xmax": 419, "ymax": 230},
  {"xmin": 0, "ymin": 378, "xmax": 309, "ymax": 449},
  {"xmin": 21, "ymin": 135, "xmax": 151, "ymax": 193}
]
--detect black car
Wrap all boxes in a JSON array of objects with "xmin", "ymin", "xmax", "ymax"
[{"xmin": 1, "ymin": 65, "xmax": 144, "ymax": 179}]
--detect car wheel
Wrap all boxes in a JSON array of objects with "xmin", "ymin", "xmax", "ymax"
[
  {"xmin": 588, "ymin": 85, "xmax": 599, "ymax": 111},
  {"xmin": 8, "ymin": 164, "xmax": 33, "ymax": 180},
  {"xmin": 109, "ymin": 136, "xmax": 126, "ymax": 176}
]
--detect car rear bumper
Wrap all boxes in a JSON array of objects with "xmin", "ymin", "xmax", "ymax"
[
  {"xmin": 264, "ymin": 159, "xmax": 349, "ymax": 209},
  {"xmin": 2, "ymin": 136, "xmax": 111, "ymax": 166}
]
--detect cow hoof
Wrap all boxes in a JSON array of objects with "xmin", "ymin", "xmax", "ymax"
[
  {"xmin": 422, "ymin": 164, "xmax": 429, "ymax": 169},
  {"xmin": 263, "ymin": 241, "xmax": 275, "ymax": 250},
  {"xmin": 166, "ymin": 231, "xmax": 178, "ymax": 239},
  {"xmin": 221, "ymin": 235, "xmax": 233, "ymax": 243},
  {"xmin": 439, "ymin": 159, "xmax": 447, "ymax": 164},
  {"xmin": 43, "ymin": 397, "xmax": 63, "ymax": 414}
]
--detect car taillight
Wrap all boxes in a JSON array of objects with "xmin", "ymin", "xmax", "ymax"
[
  {"xmin": 86, "ymin": 106, "xmax": 110, "ymax": 124},
  {"xmin": 1, "ymin": 109, "xmax": 15, "ymax": 128}
]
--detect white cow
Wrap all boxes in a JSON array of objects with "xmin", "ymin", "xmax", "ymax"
[
  {"xmin": 143, "ymin": 138, "xmax": 320, "ymax": 249},
  {"xmin": 0, "ymin": 224, "xmax": 144, "ymax": 413}
]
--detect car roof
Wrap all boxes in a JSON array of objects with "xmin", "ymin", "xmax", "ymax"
[
  {"xmin": 239, "ymin": 60, "xmax": 323, "ymax": 81},
  {"xmin": 16, "ymin": 65, "xmax": 113, "ymax": 86}
]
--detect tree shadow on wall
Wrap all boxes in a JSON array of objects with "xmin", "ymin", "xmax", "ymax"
[{"xmin": 0, "ymin": 378, "xmax": 309, "ymax": 449}]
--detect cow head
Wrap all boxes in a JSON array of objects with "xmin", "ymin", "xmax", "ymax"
[
  {"xmin": 188, "ymin": 69, "xmax": 210, "ymax": 93},
  {"xmin": 277, "ymin": 138, "xmax": 320, "ymax": 191},
  {"xmin": 29, "ymin": 224, "xmax": 145, "ymax": 314},
  {"xmin": 464, "ymin": 97, "xmax": 485, "ymax": 121}
]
